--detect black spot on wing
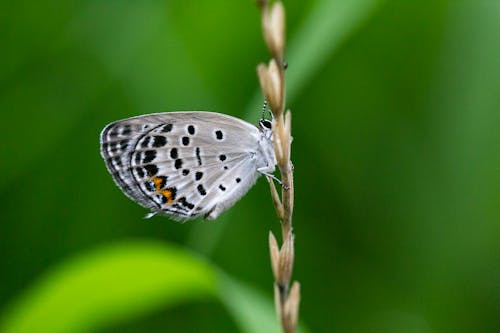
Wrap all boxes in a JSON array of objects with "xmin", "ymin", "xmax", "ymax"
[
  {"xmin": 197, "ymin": 184, "xmax": 207, "ymax": 196},
  {"xmin": 143, "ymin": 150, "xmax": 156, "ymax": 164},
  {"xmin": 168, "ymin": 187, "xmax": 177, "ymax": 200},
  {"xmin": 152, "ymin": 135, "xmax": 167, "ymax": 147},
  {"xmin": 178, "ymin": 197, "xmax": 195, "ymax": 210},
  {"xmin": 122, "ymin": 125, "xmax": 132, "ymax": 135},
  {"xmin": 196, "ymin": 147, "xmax": 202, "ymax": 166},
  {"xmin": 134, "ymin": 152, "xmax": 141, "ymax": 164},
  {"xmin": 162, "ymin": 123, "xmax": 173, "ymax": 132},
  {"xmin": 108, "ymin": 129, "xmax": 119, "ymax": 137},
  {"xmin": 145, "ymin": 180, "xmax": 155, "ymax": 192},
  {"xmin": 136, "ymin": 167, "xmax": 145, "ymax": 178},
  {"xmin": 113, "ymin": 157, "xmax": 122, "ymax": 167},
  {"xmin": 119, "ymin": 139, "xmax": 129, "ymax": 150},
  {"xmin": 144, "ymin": 164, "xmax": 159, "ymax": 176},
  {"xmin": 140, "ymin": 136, "xmax": 151, "ymax": 148},
  {"xmin": 156, "ymin": 176, "xmax": 168, "ymax": 189},
  {"xmin": 174, "ymin": 159, "xmax": 183, "ymax": 169},
  {"xmin": 159, "ymin": 194, "xmax": 168, "ymax": 204}
]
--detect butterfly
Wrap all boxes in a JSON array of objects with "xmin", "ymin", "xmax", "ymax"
[{"xmin": 100, "ymin": 111, "xmax": 276, "ymax": 220}]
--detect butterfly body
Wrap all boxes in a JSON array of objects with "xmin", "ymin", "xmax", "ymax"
[{"xmin": 100, "ymin": 111, "xmax": 276, "ymax": 220}]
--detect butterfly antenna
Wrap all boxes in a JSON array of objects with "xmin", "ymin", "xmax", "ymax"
[{"xmin": 261, "ymin": 99, "xmax": 268, "ymax": 120}]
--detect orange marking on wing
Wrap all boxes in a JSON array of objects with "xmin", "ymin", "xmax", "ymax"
[
  {"xmin": 159, "ymin": 189, "xmax": 174, "ymax": 204},
  {"xmin": 152, "ymin": 177, "xmax": 163, "ymax": 191}
]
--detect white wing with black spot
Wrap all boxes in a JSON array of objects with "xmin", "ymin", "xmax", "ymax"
[{"xmin": 100, "ymin": 111, "xmax": 276, "ymax": 220}]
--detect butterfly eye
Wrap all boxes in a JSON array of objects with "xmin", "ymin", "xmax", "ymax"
[{"xmin": 259, "ymin": 119, "xmax": 272, "ymax": 130}]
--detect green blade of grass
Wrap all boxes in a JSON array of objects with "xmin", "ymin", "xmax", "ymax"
[
  {"xmin": 0, "ymin": 241, "xmax": 309, "ymax": 333},
  {"xmin": 191, "ymin": 0, "xmax": 382, "ymax": 257},
  {"xmin": 217, "ymin": 272, "xmax": 309, "ymax": 333},
  {"xmin": 0, "ymin": 241, "xmax": 216, "ymax": 333},
  {"xmin": 286, "ymin": 0, "xmax": 381, "ymax": 101},
  {"xmin": 245, "ymin": 0, "xmax": 381, "ymax": 117}
]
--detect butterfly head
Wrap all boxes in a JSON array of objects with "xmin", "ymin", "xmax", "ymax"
[{"xmin": 259, "ymin": 119, "xmax": 273, "ymax": 139}]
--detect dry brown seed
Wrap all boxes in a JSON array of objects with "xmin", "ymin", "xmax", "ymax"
[
  {"xmin": 278, "ymin": 231, "xmax": 294, "ymax": 285},
  {"xmin": 267, "ymin": 59, "xmax": 283, "ymax": 113},
  {"xmin": 269, "ymin": 231, "xmax": 280, "ymax": 279},
  {"xmin": 286, "ymin": 281, "xmax": 301, "ymax": 332},
  {"xmin": 262, "ymin": 1, "xmax": 285, "ymax": 61}
]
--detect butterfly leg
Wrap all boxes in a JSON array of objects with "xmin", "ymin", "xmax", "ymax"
[{"xmin": 258, "ymin": 167, "xmax": 289, "ymax": 190}]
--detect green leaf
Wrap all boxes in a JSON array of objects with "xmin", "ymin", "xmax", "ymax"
[
  {"xmin": 0, "ymin": 242, "xmax": 309, "ymax": 333},
  {"xmin": 0, "ymin": 242, "xmax": 216, "ymax": 333}
]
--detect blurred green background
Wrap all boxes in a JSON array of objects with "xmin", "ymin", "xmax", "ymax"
[{"xmin": 1, "ymin": 0, "xmax": 499, "ymax": 332}]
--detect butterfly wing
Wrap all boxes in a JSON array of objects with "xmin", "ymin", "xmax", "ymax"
[{"xmin": 100, "ymin": 111, "xmax": 269, "ymax": 220}]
